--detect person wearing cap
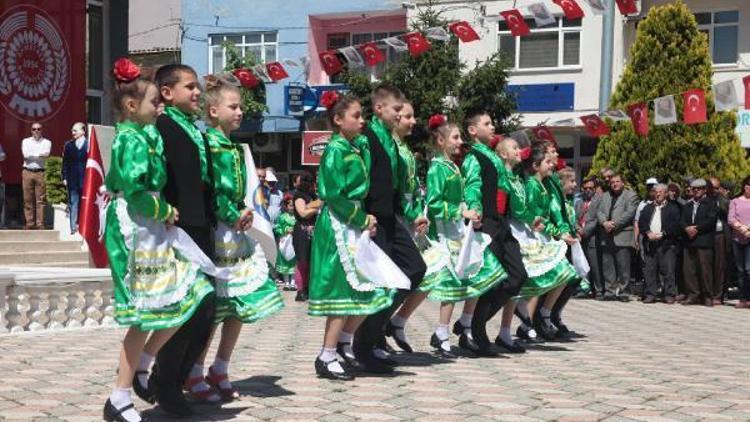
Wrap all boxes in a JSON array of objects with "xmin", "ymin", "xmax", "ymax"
[
  {"xmin": 265, "ymin": 167, "xmax": 283, "ymax": 223},
  {"xmin": 680, "ymin": 178, "xmax": 719, "ymax": 306},
  {"xmin": 639, "ymin": 184, "xmax": 682, "ymax": 303}
]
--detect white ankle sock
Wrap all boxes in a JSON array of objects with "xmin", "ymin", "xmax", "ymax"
[
  {"xmin": 499, "ymin": 327, "xmax": 513, "ymax": 344},
  {"xmin": 319, "ymin": 347, "xmax": 344, "ymax": 373},
  {"xmin": 110, "ymin": 388, "xmax": 141, "ymax": 422},
  {"xmin": 211, "ymin": 358, "xmax": 232, "ymax": 390},
  {"xmin": 135, "ymin": 353, "xmax": 154, "ymax": 388},
  {"xmin": 435, "ymin": 324, "xmax": 449, "ymax": 340},
  {"xmin": 459, "ymin": 313, "xmax": 473, "ymax": 329},
  {"xmin": 188, "ymin": 364, "xmax": 210, "ymax": 393},
  {"xmin": 339, "ymin": 331, "xmax": 354, "ymax": 345},
  {"xmin": 390, "ymin": 315, "xmax": 407, "ymax": 328}
]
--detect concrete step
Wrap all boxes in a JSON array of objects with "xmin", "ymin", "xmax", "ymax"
[
  {"xmin": 0, "ymin": 241, "xmax": 83, "ymax": 253},
  {"xmin": 0, "ymin": 230, "xmax": 59, "ymax": 242},
  {"xmin": 17, "ymin": 261, "xmax": 92, "ymax": 268},
  {"xmin": 0, "ymin": 251, "xmax": 90, "ymax": 266}
]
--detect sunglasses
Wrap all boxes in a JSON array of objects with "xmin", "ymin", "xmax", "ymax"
[{"xmin": 32, "ymin": 128, "xmax": 41, "ymax": 131}]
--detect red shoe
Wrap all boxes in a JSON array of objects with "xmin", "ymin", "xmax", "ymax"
[
  {"xmin": 206, "ymin": 367, "xmax": 240, "ymax": 401},
  {"xmin": 183, "ymin": 375, "xmax": 221, "ymax": 403}
]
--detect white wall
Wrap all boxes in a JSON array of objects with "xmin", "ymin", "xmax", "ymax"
[{"xmin": 128, "ymin": 0, "xmax": 181, "ymax": 52}]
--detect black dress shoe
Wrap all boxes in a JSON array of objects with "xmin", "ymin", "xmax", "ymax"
[
  {"xmin": 430, "ymin": 333, "xmax": 457, "ymax": 359},
  {"xmin": 552, "ymin": 320, "xmax": 571, "ymax": 336},
  {"xmin": 132, "ymin": 370, "xmax": 156, "ymax": 404},
  {"xmin": 315, "ymin": 358, "xmax": 354, "ymax": 381},
  {"xmin": 385, "ymin": 321, "xmax": 414, "ymax": 353},
  {"xmin": 358, "ymin": 354, "xmax": 395, "ymax": 373},
  {"xmin": 336, "ymin": 342, "xmax": 364, "ymax": 371},
  {"xmin": 295, "ymin": 291, "xmax": 308, "ymax": 302},
  {"xmin": 533, "ymin": 318, "xmax": 557, "ymax": 341},
  {"xmin": 494, "ymin": 336, "xmax": 526, "ymax": 353},
  {"xmin": 377, "ymin": 337, "xmax": 398, "ymax": 356},
  {"xmin": 460, "ymin": 334, "xmax": 500, "ymax": 357},
  {"xmin": 452, "ymin": 320, "xmax": 469, "ymax": 336},
  {"xmin": 516, "ymin": 326, "xmax": 544, "ymax": 343},
  {"xmin": 104, "ymin": 399, "xmax": 150, "ymax": 422}
]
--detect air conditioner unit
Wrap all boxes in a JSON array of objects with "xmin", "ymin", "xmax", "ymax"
[{"xmin": 253, "ymin": 133, "xmax": 283, "ymax": 153}]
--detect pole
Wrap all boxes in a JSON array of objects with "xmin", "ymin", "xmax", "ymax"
[{"xmin": 598, "ymin": 0, "xmax": 616, "ymax": 113}]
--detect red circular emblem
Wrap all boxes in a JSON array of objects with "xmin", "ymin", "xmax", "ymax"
[{"xmin": 0, "ymin": 5, "xmax": 71, "ymax": 122}]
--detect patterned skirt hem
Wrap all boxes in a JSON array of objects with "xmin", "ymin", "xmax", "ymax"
[
  {"xmin": 516, "ymin": 262, "xmax": 578, "ymax": 299},
  {"xmin": 215, "ymin": 290, "xmax": 285, "ymax": 324},
  {"xmin": 307, "ymin": 291, "xmax": 394, "ymax": 317},
  {"xmin": 427, "ymin": 268, "xmax": 508, "ymax": 303}
]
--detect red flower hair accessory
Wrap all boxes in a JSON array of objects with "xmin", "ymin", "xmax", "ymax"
[
  {"xmin": 556, "ymin": 157, "xmax": 567, "ymax": 171},
  {"xmin": 428, "ymin": 114, "xmax": 447, "ymax": 131},
  {"xmin": 320, "ymin": 90, "xmax": 340, "ymax": 110},
  {"xmin": 519, "ymin": 146, "xmax": 532, "ymax": 160},
  {"xmin": 489, "ymin": 134, "xmax": 503, "ymax": 150},
  {"xmin": 113, "ymin": 58, "xmax": 141, "ymax": 83}
]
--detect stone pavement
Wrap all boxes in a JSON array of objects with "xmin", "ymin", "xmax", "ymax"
[{"xmin": 1, "ymin": 293, "xmax": 750, "ymax": 422}]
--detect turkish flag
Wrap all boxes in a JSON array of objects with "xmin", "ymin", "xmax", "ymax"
[
  {"xmin": 682, "ymin": 89, "xmax": 708, "ymax": 124},
  {"xmin": 79, "ymin": 126, "xmax": 109, "ymax": 268},
  {"xmin": 319, "ymin": 50, "xmax": 344, "ymax": 76},
  {"xmin": 359, "ymin": 42, "xmax": 385, "ymax": 67},
  {"xmin": 532, "ymin": 125, "xmax": 557, "ymax": 145},
  {"xmin": 265, "ymin": 62, "xmax": 289, "ymax": 81},
  {"xmin": 552, "ymin": 0, "xmax": 585, "ymax": 19},
  {"xmin": 500, "ymin": 9, "xmax": 531, "ymax": 37},
  {"xmin": 627, "ymin": 102, "xmax": 649, "ymax": 136},
  {"xmin": 743, "ymin": 75, "xmax": 750, "ymax": 110},
  {"xmin": 232, "ymin": 67, "xmax": 260, "ymax": 89},
  {"xmin": 449, "ymin": 21, "xmax": 480, "ymax": 42},
  {"xmin": 615, "ymin": 0, "xmax": 638, "ymax": 15},
  {"xmin": 580, "ymin": 114, "xmax": 611, "ymax": 137},
  {"xmin": 403, "ymin": 32, "xmax": 432, "ymax": 56}
]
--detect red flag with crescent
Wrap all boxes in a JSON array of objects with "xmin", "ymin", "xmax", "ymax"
[
  {"xmin": 682, "ymin": 89, "xmax": 707, "ymax": 124},
  {"xmin": 448, "ymin": 21, "xmax": 480, "ymax": 43},
  {"xmin": 743, "ymin": 75, "xmax": 750, "ymax": 110},
  {"xmin": 319, "ymin": 50, "xmax": 344, "ymax": 76},
  {"xmin": 403, "ymin": 32, "xmax": 432, "ymax": 57},
  {"xmin": 359, "ymin": 42, "xmax": 385, "ymax": 67},
  {"xmin": 552, "ymin": 0, "xmax": 585, "ymax": 19},
  {"xmin": 531, "ymin": 125, "xmax": 557, "ymax": 145},
  {"xmin": 500, "ymin": 9, "xmax": 531, "ymax": 37},
  {"xmin": 265, "ymin": 62, "xmax": 289, "ymax": 81},
  {"xmin": 615, "ymin": 0, "xmax": 638, "ymax": 15},
  {"xmin": 627, "ymin": 102, "xmax": 649, "ymax": 136},
  {"xmin": 79, "ymin": 126, "xmax": 109, "ymax": 268},
  {"xmin": 580, "ymin": 114, "xmax": 611, "ymax": 137}
]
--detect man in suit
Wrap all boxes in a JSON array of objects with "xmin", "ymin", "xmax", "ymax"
[
  {"xmin": 576, "ymin": 177, "xmax": 602, "ymax": 297},
  {"xmin": 680, "ymin": 178, "xmax": 719, "ymax": 306},
  {"xmin": 597, "ymin": 174, "xmax": 639, "ymax": 301},
  {"xmin": 62, "ymin": 122, "xmax": 88, "ymax": 234},
  {"xmin": 639, "ymin": 184, "xmax": 682, "ymax": 303}
]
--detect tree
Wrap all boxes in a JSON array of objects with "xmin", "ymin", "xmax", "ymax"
[
  {"xmin": 589, "ymin": 1, "xmax": 750, "ymax": 196},
  {"xmin": 222, "ymin": 42, "xmax": 268, "ymax": 116}
]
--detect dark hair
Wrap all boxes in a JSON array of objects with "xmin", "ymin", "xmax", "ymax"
[
  {"xmin": 328, "ymin": 94, "xmax": 360, "ymax": 128},
  {"xmin": 462, "ymin": 109, "xmax": 490, "ymax": 134},
  {"xmin": 523, "ymin": 142, "xmax": 548, "ymax": 175},
  {"xmin": 297, "ymin": 171, "xmax": 315, "ymax": 194},
  {"xmin": 371, "ymin": 84, "xmax": 404, "ymax": 104},
  {"xmin": 741, "ymin": 176, "xmax": 750, "ymax": 189},
  {"xmin": 112, "ymin": 67, "xmax": 156, "ymax": 121},
  {"xmin": 155, "ymin": 64, "xmax": 197, "ymax": 91},
  {"xmin": 583, "ymin": 176, "xmax": 600, "ymax": 187}
]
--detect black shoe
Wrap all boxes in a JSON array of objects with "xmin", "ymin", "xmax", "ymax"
[
  {"xmin": 315, "ymin": 358, "xmax": 354, "ymax": 381},
  {"xmin": 602, "ymin": 293, "xmax": 616, "ymax": 301},
  {"xmin": 459, "ymin": 334, "xmax": 500, "ymax": 357},
  {"xmin": 495, "ymin": 336, "xmax": 526, "ymax": 353},
  {"xmin": 104, "ymin": 399, "xmax": 150, "ymax": 422},
  {"xmin": 295, "ymin": 291, "xmax": 308, "ymax": 302},
  {"xmin": 430, "ymin": 333, "xmax": 457, "ymax": 359},
  {"xmin": 336, "ymin": 342, "xmax": 364, "ymax": 371},
  {"xmin": 618, "ymin": 295, "xmax": 631, "ymax": 302},
  {"xmin": 552, "ymin": 320, "xmax": 573, "ymax": 338},
  {"xmin": 352, "ymin": 345, "xmax": 395, "ymax": 374},
  {"xmin": 452, "ymin": 320, "xmax": 469, "ymax": 336},
  {"xmin": 534, "ymin": 318, "xmax": 558, "ymax": 341},
  {"xmin": 132, "ymin": 371, "xmax": 156, "ymax": 404},
  {"xmin": 516, "ymin": 326, "xmax": 544, "ymax": 343},
  {"xmin": 155, "ymin": 386, "xmax": 194, "ymax": 418},
  {"xmin": 385, "ymin": 321, "xmax": 413, "ymax": 353},
  {"xmin": 377, "ymin": 337, "xmax": 398, "ymax": 356}
]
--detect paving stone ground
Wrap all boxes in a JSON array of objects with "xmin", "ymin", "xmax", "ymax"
[{"xmin": 2, "ymin": 292, "xmax": 750, "ymax": 421}]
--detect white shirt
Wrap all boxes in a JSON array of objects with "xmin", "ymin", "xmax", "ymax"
[
  {"xmin": 0, "ymin": 144, "xmax": 6, "ymax": 178},
  {"xmin": 649, "ymin": 202, "xmax": 664, "ymax": 235},
  {"xmin": 75, "ymin": 136, "xmax": 86, "ymax": 150},
  {"xmin": 21, "ymin": 136, "xmax": 52, "ymax": 170}
]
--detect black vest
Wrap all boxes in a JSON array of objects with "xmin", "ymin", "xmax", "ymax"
[
  {"xmin": 363, "ymin": 126, "xmax": 398, "ymax": 218},
  {"xmin": 468, "ymin": 149, "xmax": 500, "ymax": 220}
]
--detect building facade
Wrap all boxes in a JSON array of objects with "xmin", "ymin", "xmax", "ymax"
[{"xmin": 128, "ymin": 0, "xmax": 181, "ymax": 67}]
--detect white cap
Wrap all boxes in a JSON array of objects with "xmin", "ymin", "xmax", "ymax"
[
  {"xmin": 646, "ymin": 177, "xmax": 658, "ymax": 185},
  {"xmin": 266, "ymin": 170, "xmax": 278, "ymax": 182}
]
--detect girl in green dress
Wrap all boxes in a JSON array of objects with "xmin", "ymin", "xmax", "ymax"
[
  {"xmin": 309, "ymin": 92, "xmax": 398, "ymax": 381},
  {"xmin": 104, "ymin": 59, "xmax": 214, "ymax": 422},
  {"xmin": 274, "ymin": 194, "xmax": 298, "ymax": 290},
  {"xmin": 421, "ymin": 115, "xmax": 508, "ymax": 357},
  {"xmin": 185, "ymin": 75, "xmax": 284, "ymax": 402}
]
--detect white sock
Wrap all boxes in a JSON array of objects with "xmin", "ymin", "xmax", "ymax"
[
  {"xmin": 499, "ymin": 327, "xmax": 513, "ymax": 344},
  {"xmin": 319, "ymin": 347, "xmax": 344, "ymax": 373},
  {"xmin": 339, "ymin": 331, "xmax": 354, "ymax": 345},
  {"xmin": 390, "ymin": 315, "xmax": 407, "ymax": 328},
  {"xmin": 109, "ymin": 388, "xmax": 141, "ymax": 422},
  {"xmin": 188, "ymin": 364, "xmax": 210, "ymax": 393},
  {"xmin": 135, "ymin": 353, "xmax": 154, "ymax": 388},
  {"xmin": 211, "ymin": 358, "xmax": 232, "ymax": 390},
  {"xmin": 435, "ymin": 324, "xmax": 449, "ymax": 340},
  {"xmin": 540, "ymin": 307, "xmax": 556, "ymax": 330},
  {"xmin": 459, "ymin": 312, "xmax": 473, "ymax": 329}
]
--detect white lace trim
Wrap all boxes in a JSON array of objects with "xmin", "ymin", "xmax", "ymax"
[
  {"xmin": 508, "ymin": 218, "xmax": 568, "ymax": 278},
  {"xmin": 328, "ymin": 209, "xmax": 379, "ymax": 292},
  {"xmin": 214, "ymin": 222, "xmax": 270, "ymax": 298}
]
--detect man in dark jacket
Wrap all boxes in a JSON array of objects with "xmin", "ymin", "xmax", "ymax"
[
  {"xmin": 639, "ymin": 184, "xmax": 682, "ymax": 303},
  {"xmin": 680, "ymin": 178, "xmax": 719, "ymax": 306},
  {"xmin": 62, "ymin": 122, "xmax": 88, "ymax": 234}
]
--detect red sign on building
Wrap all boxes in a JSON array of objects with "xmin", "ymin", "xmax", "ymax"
[
  {"xmin": 302, "ymin": 131, "xmax": 332, "ymax": 166},
  {"xmin": 0, "ymin": 1, "xmax": 86, "ymax": 184}
]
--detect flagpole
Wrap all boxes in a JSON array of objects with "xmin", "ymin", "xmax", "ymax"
[{"xmin": 598, "ymin": 0, "xmax": 616, "ymax": 113}]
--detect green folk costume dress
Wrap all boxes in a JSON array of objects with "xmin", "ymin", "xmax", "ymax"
[
  {"xmin": 104, "ymin": 120, "xmax": 213, "ymax": 331},
  {"xmin": 206, "ymin": 127, "xmax": 283, "ymax": 323},
  {"xmin": 423, "ymin": 155, "xmax": 507, "ymax": 302},
  {"xmin": 308, "ymin": 133, "xmax": 394, "ymax": 316},
  {"xmin": 274, "ymin": 212, "xmax": 297, "ymax": 275},
  {"xmin": 507, "ymin": 175, "xmax": 579, "ymax": 298}
]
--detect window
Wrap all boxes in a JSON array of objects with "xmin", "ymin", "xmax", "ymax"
[
  {"xmin": 498, "ymin": 17, "xmax": 582, "ymax": 70},
  {"xmin": 695, "ymin": 11, "xmax": 739, "ymax": 65},
  {"xmin": 208, "ymin": 32, "xmax": 278, "ymax": 73}
]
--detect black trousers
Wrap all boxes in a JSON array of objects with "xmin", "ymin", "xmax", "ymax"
[
  {"xmin": 354, "ymin": 217, "xmax": 426, "ymax": 351},
  {"xmin": 153, "ymin": 225, "xmax": 216, "ymax": 396},
  {"xmin": 471, "ymin": 217, "xmax": 527, "ymax": 347},
  {"xmin": 548, "ymin": 248, "xmax": 580, "ymax": 324}
]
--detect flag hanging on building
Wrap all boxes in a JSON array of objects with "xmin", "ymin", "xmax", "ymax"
[
  {"xmin": 553, "ymin": 0, "xmax": 586, "ymax": 19},
  {"xmin": 339, "ymin": 46, "xmax": 365, "ymax": 67},
  {"xmin": 627, "ymin": 102, "xmax": 649, "ymax": 136},
  {"xmin": 580, "ymin": 114, "xmax": 611, "ymax": 136},
  {"xmin": 233, "ymin": 68, "xmax": 260, "ymax": 89},
  {"xmin": 319, "ymin": 50, "xmax": 344, "ymax": 76},
  {"xmin": 654, "ymin": 95, "xmax": 677, "ymax": 125},
  {"xmin": 682, "ymin": 89, "xmax": 707, "ymax": 124},
  {"xmin": 448, "ymin": 21, "xmax": 480, "ymax": 42},
  {"xmin": 713, "ymin": 80, "xmax": 738, "ymax": 112},
  {"xmin": 743, "ymin": 75, "xmax": 750, "ymax": 110},
  {"xmin": 242, "ymin": 144, "xmax": 277, "ymax": 265},
  {"xmin": 528, "ymin": 3, "xmax": 557, "ymax": 27},
  {"xmin": 500, "ymin": 9, "xmax": 531, "ymax": 37},
  {"xmin": 360, "ymin": 42, "xmax": 385, "ymax": 66},
  {"xmin": 582, "ymin": 0, "xmax": 607, "ymax": 15},
  {"xmin": 265, "ymin": 62, "xmax": 289, "ymax": 81},
  {"xmin": 615, "ymin": 0, "xmax": 639, "ymax": 15},
  {"xmin": 79, "ymin": 126, "xmax": 109, "ymax": 268},
  {"xmin": 403, "ymin": 32, "xmax": 432, "ymax": 56},
  {"xmin": 531, "ymin": 125, "xmax": 557, "ymax": 144}
]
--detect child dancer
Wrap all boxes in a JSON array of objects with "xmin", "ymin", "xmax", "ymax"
[
  {"xmin": 103, "ymin": 58, "xmax": 213, "ymax": 422},
  {"xmin": 185, "ymin": 75, "xmax": 284, "ymax": 402},
  {"xmin": 275, "ymin": 193, "xmax": 298, "ymax": 290},
  {"xmin": 309, "ymin": 91, "xmax": 398, "ymax": 380}
]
